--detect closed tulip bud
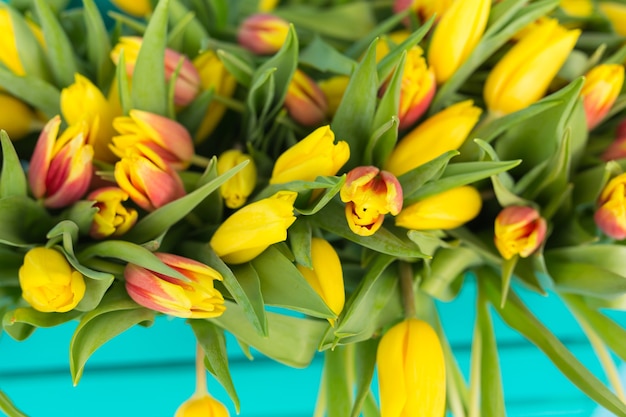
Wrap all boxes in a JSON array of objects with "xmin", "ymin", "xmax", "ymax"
[
  {"xmin": 319, "ymin": 75, "xmax": 350, "ymax": 117},
  {"xmin": 377, "ymin": 318, "xmax": 446, "ymax": 417},
  {"xmin": 270, "ymin": 125, "xmax": 349, "ymax": 184},
  {"xmin": 384, "ymin": 100, "xmax": 482, "ymax": 176},
  {"xmin": 427, "ymin": 0, "xmax": 490, "ymax": 84},
  {"xmin": 259, "ymin": 0, "xmax": 279, "ymax": 12},
  {"xmin": 175, "ymin": 393, "xmax": 229, "ymax": 417},
  {"xmin": 580, "ymin": 64, "xmax": 624, "ymax": 130},
  {"xmin": 396, "ymin": 47, "xmax": 436, "ymax": 130},
  {"xmin": 599, "ymin": 2, "xmax": 626, "ymax": 36},
  {"xmin": 494, "ymin": 205, "xmax": 547, "ymax": 260},
  {"xmin": 111, "ymin": 109, "xmax": 194, "ymax": 171},
  {"xmin": 296, "ymin": 237, "xmax": 345, "ymax": 326},
  {"xmin": 594, "ymin": 173, "xmax": 626, "ymax": 240},
  {"xmin": 28, "ymin": 117, "xmax": 94, "ymax": 209},
  {"xmin": 0, "ymin": 93, "xmax": 42, "ymax": 140},
  {"xmin": 340, "ymin": 166, "xmax": 403, "ymax": 237},
  {"xmin": 0, "ymin": 8, "xmax": 45, "ymax": 76},
  {"xmin": 602, "ymin": 120, "xmax": 626, "ymax": 161},
  {"xmin": 560, "ymin": 0, "xmax": 593, "ymax": 18},
  {"xmin": 393, "ymin": 0, "xmax": 454, "ymax": 24},
  {"xmin": 125, "ymin": 253, "xmax": 226, "ymax": 319},
  {"xmin": 237, "ymin": 13, "xmax": 290, "ymax": 55},
  {"xmin": 110, "ymin": 0, "xmax": 152, "ymax": 17},
  {"xmin": 209, "ymin": 191, "xmax": 298, "ymax": 264},
  {"xmin": 284, "ymin": 69, "xmax": 328, "ymax": 126},
  {"xmin": 87, "ymin": 187, "xmax": 139, "ymax": 239},
  {"xmin": 111, "ymin": 37, "xmax": 200, "ymax": 107},
  {"xmin": 484, "ymin": 19, "xmax": 580, "ymax": 116},
  {"xmin": 18, "ymin": 247, "xmax": 86, "ymax": 313},
  {"xmin": 396, "ymin": 185, "xmax": 482, "ymax": 230},
  {"xmin": 217, "ymin": 150, "xmax": 257, "ymax": 209}
]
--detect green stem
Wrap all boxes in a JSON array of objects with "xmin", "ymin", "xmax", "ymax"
[
  {"xmin": 190, "ymin": 154, "xmax": 212, "ymax": 168},
  {"xmin": 400, "ymin": 261, "xmax": 417, "ymax": 319},
  {"xmin": 195, "ymin": 342, "xmax": 208, "ymax": 396},
  {"xmin": 212, "ymin": 94, "xmax": 246, "ymax": 113}
]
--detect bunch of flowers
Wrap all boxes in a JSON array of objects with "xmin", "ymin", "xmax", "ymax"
[{"xmin": 1, "ymin": 0, "xmax": 626, "ymax": 415}]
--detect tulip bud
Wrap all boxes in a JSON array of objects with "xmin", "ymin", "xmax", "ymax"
[
  {"xmin": 377, "ymin": 318, "xmax": 446, "ymax": 417},
  {"xmin": 175, "ymin": 393, "xmax": 229, "ymax": 417},
  {"xmin": 284, "ymin": 69, "xmax": 328, "ymax": 127},
  {"xmin": 319, "ymin": 75, "xmax": 350, "ymax": 117},
  {"xmin": 393, "ymin": 0, "xmax": 454, "ymax": 24},
  {"xmin": 87, "ymin": 187, "xmax": 139, "ymax": 239},
  {"xmin": 296, "ymin": 237, "xmax": 345, "ymax": 326},
  {"xmin": 237, "ymin": 13, "xmax": 290, "ymax": 55},
  {"xmin": 111, "ymin": 109, "xmax": 194, "ymax": 171},
  {"xmin": 18, "ymin": 247, "xmax": 86, "ymax": 313},
  {"xmin": 0, "ymin": 8, "xmax": 45, "ymax": 76},
  {"xmin": 560, "ymin": 0, "xmax": 593, "ymax": 18},
  {"xmin": 483, "ymin": 19, "xmax": 580, "ymax": 116},
  {"xmin": 384, "ymin": 100, "xmax": 482, "ymax": 176},
  {"xmin": 396, "ymin": 186, "xmax": 482, "ymax": 230},
  {"xmin": 28, "ymin": 117, "xmax": 94, "ymax": 209},
  {"xmin": 601, "ymin": 120, "xmax": 626, "ymax": 161},
  {"xmin": 340, "ymin": 166, "xmax": 403, "ymax": 237},
  {"xmin": 599, "ymin": 2, "xmax": 626, "ymax": 36},
  {"xmin": 125, "ymin": 253, "xmax": 226, "ymax": 319},
  {"xmin": 209, "ymin": 191, "xmax": 298, "ymax": 264},
  {"xmin": 494, "ymin": 205, "xmax": 547, "ymax": 260},
  {"xmin": 427, "ymin": 0, "xmax": 490, "ymax": 84},
  {"xmin": 110, "ymin": 0, "xmax": 152, "ymax": 17},
  {"xmin": 0, "ymin": 93, "xmax": 41, "ymax": 140},
  {"xmin": 594, "ymin": 173, "xmax": 626, "ymax": 240},
  {"xmin": 580, "ymin": 64, "xmax": 624, "ymax": 130},
  {"xmin": 217, "ymin": 149, "xmax": 257, "ymax": 209}
]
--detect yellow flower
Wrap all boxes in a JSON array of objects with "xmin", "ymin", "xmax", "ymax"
[
  {"xmin": 318, "ymin": 75, "xmax": 350, "ymax": 117},
  {"xmin": 580, "ymin": 64, "xmax": 624, "ymax": 130},
  {"xmin": 217, "ymin": 150, "xmax": 257, "ymax": 209},
  {"xmin": 594, "ymin": 173, "xmax": 626, "ymax": 240},
  {"xmin": 110, "ymin": 0, "xmax": 152, "ymax": 17},
  {"xmin": 18, "ymin": 247, "xmax": 86, "ymax": 313},
  {"xmin": 396, "ymin": 186, "xmax": 482, "ymax": 230},
  {"xmin": 175, "ymin": 393, "xmax": 229, "ymax": 417},
  {"xmin": 377, "ymin": 318, "xmax": 446, "ymax": 417},
  {"xmin": 258, "ymin": 0, "xmax": 279, "ymax": 12},
  {"xmin": 494, "ymin": 205, "xmax": 547, "ymax": 260},
  {"xmin": 0, "ymin": 8, "xmax": 44, "ymax": 76},
  {"xmin": 0, "ymin": 93, "xmax": 41, "ymax": 140},
  {"xmin": 87, "ymin": 187, "xmax": 139, "ymax": 240},
  {"xmin": 384, "ymin": 100, "xmax": 482, "ymax": 176},
  {"xmin": 392, "ymin": 0, "xmax": 455, "ymax": 23},
  {"xmin": 237, "ymin": 13, "xmax": 290, "ymax": 55},
  {"xmin": 560, "ymin": 0, "xmax": 594, "ymax": 17},
  {"xmin": 284, "ymin": 69, "xmax": 328, "ymax": 127},
  {"xmin": 599, "ymin": 2, "xmax": 626, "ymax": 36},
  {"xmin": 209, "ymin": 191, "xmax": 298, "ymax": 264}
]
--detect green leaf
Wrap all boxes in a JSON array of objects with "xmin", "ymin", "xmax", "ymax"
[
  {"xmin": 216, "ymin": 49, "xmax": 253, "ymax": 88},
  {"xmin": 350, "ymin": 339, "xmax": 379, "ymax": 417},
  {"xmin": 2, "ymin": 307, "xmax": 81, "ymax": 341},
  {"xmin": 0, "ymin": 131, "xmax": 27, "ymax": 198},
  {"xmin": 115, "ymin": 49, "xmax": 132, "ymax": 115},
  {"xmin": 82, "ymin": 0, "xmax": 113, "ymax": 89},
  {"xmin": 299, "ymin": 35, "xmax": 357, "ymax": 76},
  {"xmin": 229, "ymin": 263, "xmax": 267, "ymax": 333},
  {"xmin": 397, "ymin": 150, "xmax": 459, "ymax": 198},
  {"xmin": 0, "ymin": 67, "xmax": 61, "ymax": 119},
  {"xmin": 57, "ymin": 200, "xmax": 98, "ymax": 236},
  {"xmin": 500, "ymin": 255, "xmax": 518, "ymax": 307},
  {"xmin": 420, "ymin": 247, "xmax": 482, "ymax": 301},
  {"xmin": 325, "ymin": 345, "xmax": 352, "ymax": 417},
  {"xmin": 288, "ymin": 217, "xmax": 312, "ymax": 268},
  {"xmin": 169, "ymin": 0, "xmax": 209, "ymax": 58},
  {"xmin": 0, "ymin": 196, "xmax": 54, "ymax": 247},
  {"xmin": 177, "ymin": 89, "xmax": 215, "ymax": 140},
  {"xmin": 0, "ymin": 390, "xmax": 28, "ymax": 417}
]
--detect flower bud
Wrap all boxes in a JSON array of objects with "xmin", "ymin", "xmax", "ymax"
[
  {"xmin": 599, "ymin": 2, "xmax": 626, "ymax": 36},
  {"xmin": 175, "ymin": 393, "xmax": 229, "ymax": 417},
  {"xmin": 217, "ymin": 149, "xmax": 257, "ymax": 209},
  {"xmin": 384, "ymin": 100, "xmax": 482, "ymax": 176},
  {"xmin": 396, "ymin": 186, "xmax": 482, "ymax": 230},
  {"xmin": 483, "ymin": 19, "xmax": 580, "ymax": 116},
  {"xmin": 319, "ymin": 75, "xmax": 350, "ymax": 117},
  {"xmin": 28, "ymin": 117, "xmax": 94, "ymax": 209},
  {"xmin": 377, "ymin": 318, "xmax": 446, "ymax": 417},
  {"xmin": 0, "ymin": 93, "xmax": 41, "ymax": 140},
  {"xmin": 87, "ymin": 187, "xmax": 139, "ymax": 239},
  {"xmin": 284, "ymin": 69, "xmax": 328, "ymax": 126},
  {"xmin": 340, "ymin": 166, "xmax": 403, "ymax": 237},
  {"xmin": 594, "ymin": 173, "xmax": 626, "ymax": 240},
  {"xmin": 580, "ymin": 64, "xmax": 624, "ymax": 130},
  {"xmin": 125, "ymin": 253, "xmax": 226, "ymax": 319},
  {"xmin": 209, "ymin": 191, "xmax": 298, "ymax": 264},
  {"xmin": 0, "ymin": 8, "xmax": 44, "ymax": 76},
  {"xmin": 110, "ymin": 0, "xmax": 152, "ymax": 17},
  {"xmin": 296, "ymin": 237, "xmax": 345, "ymax": 326},
  {"xmin": 393, "ymin": 0, "xmax": 454, "ymax": 24},
  {"xmin": 18, "ymin": 247, "xmax": 85, "ymax": 313},
  {"xmin": 601, "ymin": 120, "xmax": 626, "ymax": 161},
  {"xmin": 237, "ymin": 13, "xmax": 290, "ymax": 55},
  {"xmin": 494, "ymin": 205, "xmax": 547, "ymax": 260},
  {"xmin": 560, "ymin": 0, "xmax": 593, "ymax": 18}
]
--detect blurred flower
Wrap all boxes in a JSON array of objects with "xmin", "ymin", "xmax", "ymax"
[
  {"xmin": 0, "ymin": 8, "xmax": 44, "ymax": 76},
  {"xmin": 210, "ymin": 191, "xmax": 298, "ymax": 264},
  {"xmin": 29, "ymin": 117, "xmax": 93, "ymax": 209},
  {"xmin": 217, "ymin": 149, "xmax": 257, "ymax": 209},
  {"xmin": 125, "ymin": 253, "xmax": 226, "ymax": 319},
  {"xmin": 595, "ymin": 173, "xmax": 626, "ymax": 240},
  {"xmin": 484, "ymin": 19, "xmax": 580, "ymax": 116},
  {"xmin": 375, "ymin": 30, "xmax": 410, "ymax": 61},
  {"xmin": 384, "ymin": 100, "xmax": 482, "ymax": 176},
  {"xmin": 393, "ymin": 0, "xmax": 454, "ymax": 23},
  {"xmin": 258, "ymin": 0, "xmax": 279, "ymax": 12},
  {"xmin": 110, "ymin": 0, "xmax": 152, "ymax": 17},
  {"xmin": 494, "ymin": 205, "xmax": 547, "ymax": 260},
  {"xmin": 111, "ymin": 109, "xmax": 194, "ymax": 171},
  {"xmin": 427, "ymin": 0, "xmax": 490, "ymax": 84},
  {"xmin": 319, "ymin": 75, "xmax": 350, "ymax": 117},
  {"xmin": 580, "ymin": 64, "xmax": 624, "ymax": 130},
  {"xmin": 87, "ymin": 187, "xmax": 138, "ymax": 240},
  {"xmin": 396, "ymin": 186, "xmax": 482, "ymax": 230},
  {"xmin": 340, "ymin": 166, "xmax": 403, "ymax": 237},
  {"xmin": 296, "ymin": 237, "xmax": 345, "ymax": 326},
  {"xmin": 599, "ymin": 2, "xmax": 626, "ymax": 36},
  {"xmin": 18, "ymin": 247, "xmax": 85, "ymax": 313},
  {"xmin": 0, "ymin": 93, "xmax": 41, "ymax": 140},
  {"xmin": 601, "ymin": 120, "xmax": 626, "ymax": 161},
  {"xmin": 175, "ymin": 393, "xmax": 229, "ymax": 417},
  {"xmin": 284, "ymin": 69, "xmax": 328, "ymax": 126},
  {"xmin": 377, "ymin": 318, "xmax": 446, "ymax": 417},
  {"xmin": 237, "ymin": 13, "xmax": 290, "ymax": 55},
  {"xmin": 560, "ymin": 0, "xmax": 594, "ymax": 17}
]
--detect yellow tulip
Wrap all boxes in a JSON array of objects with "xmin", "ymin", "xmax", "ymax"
[
  {"xmin": 110, "ymin": 0, "xmax": 152, "ymax": 17},
  {"xmin": 580, "ymin": 64, "xmax": 624, "ymax": 130},
  {"xmin": 560, "ymin": 0, "xmax": 594, "ymax": 17},
  {"xmin": 392, "ymin": 0, "xmax": 454, "ymax": 24},
  {"xmin": 494, "ymin": 205, "xmax": 547, "ymax": 260},
  {"xmin": 595, "ymin": 173, "xmax": 626, "ymax": 240},
  {"xmin": 0, "ymin": 8, "xmax": 45, "ymax": 76},
  {"xmin": 599, "ymin": 2, "xmax": 626, "ymax": 36},
  {"xmin": 258, "ymin": 0, "xmax": 279, "ymax": 12},
  {"xmin": 318, "ymin": 75, "xmax": 350, "ymax": 117},
  {"xmin": 217, "ymin": 149, "xmax": 257, "ymax": 209},
  {"xmin": 175, "ymin": 393, "xmax": 229, "ymax": 417},
  {"xmin": 87, "ymin": 187, "xmax": 138, "ymax": 239},
  {"xmin": 0, "ymin": 93, "xmax": 41, "ymax": 140}
]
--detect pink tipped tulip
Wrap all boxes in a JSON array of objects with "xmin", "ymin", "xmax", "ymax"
[
  {"xmin": 595, "ymin": 173, "xmax": 626, "ymax": 240},
  {"xmin": 284, "ymin": 69, "xmax": 328, "ymax": 127},
  {"xmin": 494, "ymin": 205, "xmax": 547, "ymax": 260},
  {"xmin": 237, "ymin": 13, "xmax": 290, "ymax": 55},
  {"xmin": 581, "ymin": 64, "xmax": 624, "ymax": 130}
]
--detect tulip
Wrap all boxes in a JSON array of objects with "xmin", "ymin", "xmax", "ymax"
[
  {"xmin": 110, "ymin": 0, "xmax": 152, "ymax": 17},
  {"xmin": 601, "ymin": 120, "xmax": 626, "ymax": 161},
  {"xmin": 296, "ymin": 237, "xmax": 345, "ymax": 326},
  {"xmin": 594, "ymin": 173, "xmax": 626, "ymax": 240},
  {"xmin": 125, "ymin": 252, "xmax": 226, "ymax": 319},
  {"xmin": 483, "ymin": 19, "xmax": 580, "ymax": 116},
  {"xmin": 0, "ymin": 93, "xmax": 41, "ymax": 140},
  {"xmin": 28, "ymin": 117, "xmax": 94, "ymax": 209},
  {"xmin": 427, "ymin": 0, "xmax": 490, "ymax": 84},
  {"xmin": 396, "ymin": 186, "xmax": 482, "ymax": 230},
  {"xmin": 192, "ymin": 50, "xmax": 237, "ymax": 142},
  {"xmin": 284, "ymin": 69, "xmax": 328, "ymax": 126},
  {"xmin": 0, "ymin": 8, "xmax": 44, "ymax": 76},
  {"xmin": 377, "ymin": 318, "xmax": 446, "ymax": 417},
  {"xmin": 393, "ymin": 0, "xmax": 454, "ymax": 23},
  {"xmin": 110, "ymin": 37, "xmax": 201, "ymax": 107},
  {"xmin": 580, "ymin": 64, "xmax": 624, "ymax": 130},
  {"xmin": 340, "ymin": 166, "xmax": 403, "ymax": 237},
  {"xmin": 270, "ymin": 125, "xmax": 349, "ymax": 184},
  {"xmin": 259, "ymin": 0, "xmax": 279, "ymax": 12},
  {"xmin": 319, "ymin": 75, "xmax": 350, "ymax": 117},
  {"xmin": 237, "ymin": 13, "xmax": 290, "ymax": 55},
  {"xmin": 384, "ymin": 100, "xmax": 482, "ymax": 176},
  {"xmin": 599, "ymin": 2, "xmax": 626, "ymax": 36},
  {"xmin": 18, "ymin": 247, "xmax": 85, "ymax": 313},
  {"xmin": 111, "ymin": 109, "xmax": 194, "ymax": 171},
  {"xmin": 87, "ymin": 187, "xmax": 139, "ymax": 239},
  {"xmin": 209, "ymin": 191, "xmax": 298, "ymax": 264},
  {"xmin": 560, "ymin": 0, "xmax": 594, "ymax": 17},
  {"xmin": 217, "ymin": 149, "xmax": 257, "ymax": 209},
  {"xmin": 175, "ymin": 393, "xmax": 229, "ymax": 417},
  {"xmin": 494, "ymin": 205, "xmax": 547, "ymax": 260},
  {"xmin": 114, "ymin": 149, "xmax": 186, "ymax": 212}
]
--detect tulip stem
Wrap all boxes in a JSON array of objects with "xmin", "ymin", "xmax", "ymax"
[
  {"xmin": 212, "ymin": 94, "xmax": 246, "ymax": 113},
  {"xmin": 400, "ymin": 261, "xmax": 417, "ymax": 319},
  {"xmin": 190, "ymin": 154, "xmax": 212, "ymax": 168},
  {"xmin": 195, "ymin": 342, "xmax": 208, "ymax": 396}
]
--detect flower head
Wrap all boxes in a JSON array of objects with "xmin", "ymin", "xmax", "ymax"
[
  {"xmin": 0, "ymin": 93, "xmax": 41, "ymax": 140},
  {"xmin": 175, "ymin": 393, "xmax": 230, "ymax": 417},
  {"xmin": 594, "ymin": 173, "xmax": 626, "ymax": 240},
  {"xmin": 494, "ymin": 205, "xmax": 547, "ymax": 260},
  {"xmin": 237, "ymin": 13, "xmax": 290, "ymax": 55},
  {"xmin": 217, "ymin": 149, "xmax": 257, "ymax": 209},
  {"xmin": 393, "ymin": 0, "xmax": 454, "ymax": 24},
  {"xmin": 87, "ymin": 187, "xmax": 139, "ymax": 240},
  {"xmin": 110, "ymin": 0, "xmax": 152, "ymax": 17},
  {"xmin": 319, "ymin": 75, "xmax": 350, "ymax": 117},
  {"xmin": 599, "ymin": 2, "xmax": 626, "ymax": 36},
  {"xmin": 284, "ymin": 69, "xmax": 328, "ymax": 127},
  {"xmin": 0, "ymin": 8, "xmax": 44, "ymax": 76},
  {"xmin": 580, "ymin": 64, "xmax": 624, "ymax": 130}
]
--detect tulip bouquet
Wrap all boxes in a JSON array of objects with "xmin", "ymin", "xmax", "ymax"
[{"xmin": 1, "ymin": 0, "xmax": 626, "ymax": 415}]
